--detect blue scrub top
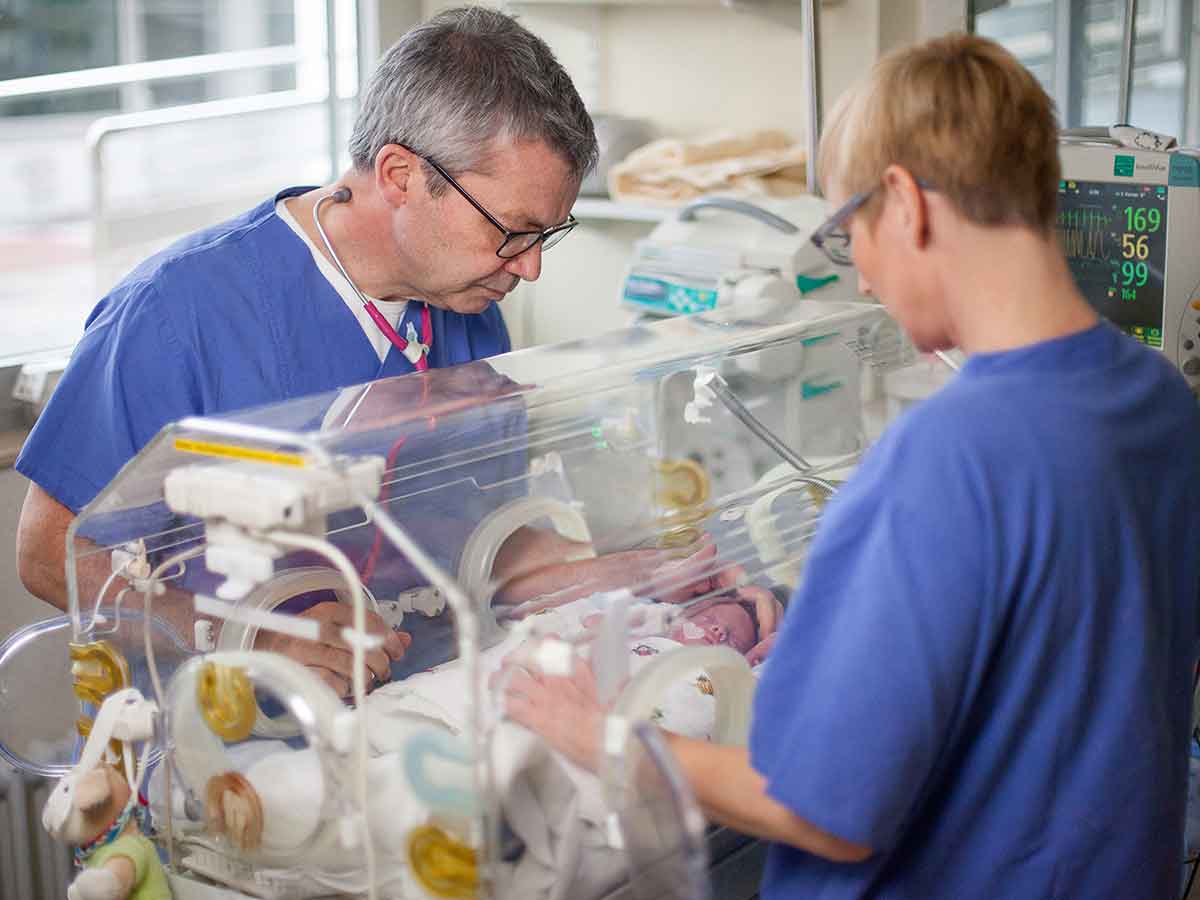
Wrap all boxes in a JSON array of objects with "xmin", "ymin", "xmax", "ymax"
[
  {"xmin": 16, "ymin": 187, "xmax": 511, "ymax": 514},
  {"xmin": 751, "ymin": 323, "xmax": 1200, "ymax": 899}
]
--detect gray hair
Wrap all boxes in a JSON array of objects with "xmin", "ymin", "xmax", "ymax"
[{"xmin": 348, "ymin": 7, "xmax": 598, "ymax": 192}]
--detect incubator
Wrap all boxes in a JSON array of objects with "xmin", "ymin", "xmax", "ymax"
[{"xmin": 0, "ymin": 298, "xmax": 944, "ymax": 900}]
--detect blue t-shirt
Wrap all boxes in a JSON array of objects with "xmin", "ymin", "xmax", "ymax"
[
  {"xmin": 15, "ymin": 187, "xmax": 511, "ymax": 514},
  {"xmin": 751, "ymin": 323, "xmax": 1200, "ymax": 899}
]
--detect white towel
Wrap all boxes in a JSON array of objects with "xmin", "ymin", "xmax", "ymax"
[{"xmin": 609, "ymin": 129, "xmax": 808, "ymax": 205}]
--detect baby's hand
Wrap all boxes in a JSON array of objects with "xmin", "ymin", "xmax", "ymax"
[{"xmin": 746, "ymin": 632, "xmax": 777, "ymax": 667}]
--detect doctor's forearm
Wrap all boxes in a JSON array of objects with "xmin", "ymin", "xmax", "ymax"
[
  {"xmin": 491, "ymin": 526, "xmax": 605, "ymax": 605},
  {"xmin": 662, "ymin": 733, "xmax": 873, "ymax": 863}
]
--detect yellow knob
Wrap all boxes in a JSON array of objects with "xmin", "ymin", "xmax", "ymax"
[
  {"xmin": 408, "ymin": 824, "xmax": 478, "ymax": 899},
  {"xmin": 654, "ymin": 458, "xmax": 710, "ymax": 509},
  {"xmin": 69, "ymin": 641, "xmax": 131, "ymax": 707},
  {"xmin": 197, "ymin": 662, "xmax": 256, "ymax": 743}
]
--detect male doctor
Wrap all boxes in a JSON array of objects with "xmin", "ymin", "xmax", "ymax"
[{"xmin": 15, "ymin": 7, "xmax": 599, "ymax": 689}]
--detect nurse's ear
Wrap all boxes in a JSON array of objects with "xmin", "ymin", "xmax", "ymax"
[
  {"xmin": 880, "ymin": 164, "xmax": 932, "ymax": 253},
  {"xmin": 375, "ymin": 143, "xmax": 419, "ymax": 209}
]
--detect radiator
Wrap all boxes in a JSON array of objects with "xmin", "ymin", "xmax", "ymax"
[{"xmin": 0, "ymin": 766, "xmax": 72, "ymax": 900}]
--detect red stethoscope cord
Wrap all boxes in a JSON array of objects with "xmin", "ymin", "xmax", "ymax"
[
  {"xmin": 364, "ymin": 300, "xmax": 433, "ymax": 372},
  {"xmin": 313, "ymin": 186, "xmax": 434, "ymax": 372}
]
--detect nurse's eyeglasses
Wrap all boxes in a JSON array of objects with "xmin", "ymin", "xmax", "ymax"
[
  {"xmin": 402, "ymin": 144, "xmax": 578, "ymax": 260},
  {"xmin": 810, "ymin": 179, "xmax": 936, "ymax": 267}
]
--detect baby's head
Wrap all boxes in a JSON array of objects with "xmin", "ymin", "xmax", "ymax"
[{"xmin": 668, "ymin": 598, "xmax": 758, "ymax": 655}]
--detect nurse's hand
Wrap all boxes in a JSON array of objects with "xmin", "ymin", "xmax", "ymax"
[
  {"xmin": 255, "ymin": 601, "xmax": 411, "ymax": 699},
  {"xmin": 504, "ymin": 657, "xmax": 606, "ymax": 773}
]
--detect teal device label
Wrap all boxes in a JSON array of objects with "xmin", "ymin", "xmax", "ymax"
[
  {"xmin": 1114, "ymin": 155, "xmax": 1135, "ymax": 177},
  {"xmin": 1169, "ymin": 154, "xmax": 1200, "ymax": 187},
  {"xmin": 622, "ymin": 275, "xmax": 718, "ymax": 315}
]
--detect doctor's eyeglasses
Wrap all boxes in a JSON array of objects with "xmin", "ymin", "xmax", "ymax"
[
  {"xmin": 810, "ymin": 178, "xmax": 937, "ymax": 267},
  {"xmin": 402, "ymin": 145, "xmax": 578, "ymax": 259}
]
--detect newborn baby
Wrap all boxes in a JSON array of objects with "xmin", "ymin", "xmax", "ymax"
[
  {"xmin": 366, "ymin": 589, "xmax": 764, "ymax": 747},
  {"xmin": 192, "ymin": 590, "xmax": 763, "ymax": 900}
]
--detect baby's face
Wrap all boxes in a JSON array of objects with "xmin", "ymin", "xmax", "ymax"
[{"xmin": 669, "ymin": 602, "xmax": 757, "ymax": 654}]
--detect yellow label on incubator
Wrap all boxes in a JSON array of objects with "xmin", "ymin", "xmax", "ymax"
[{"xmin": 173, "ymin": 438, "xmax": 307, "ymax": 467}]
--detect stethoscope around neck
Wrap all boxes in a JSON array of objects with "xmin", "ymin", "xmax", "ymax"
[{"xmin": 313, "ymin": 186, "xmax": 433, "ymax": 372}]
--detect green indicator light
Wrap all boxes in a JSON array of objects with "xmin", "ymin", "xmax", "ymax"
[
  {"xmin": 801, "ymin": 380, "xmax": 844, "ymax": 400},
  {"xmin": 801, "ymin": 332, "xmax": 838, "ymax": 347},
  {"xmin": 1114, "ymin": 155, "xmax": 1135, "ymax": 177}
]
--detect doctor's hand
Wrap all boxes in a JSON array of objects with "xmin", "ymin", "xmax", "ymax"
[
  {"xmin": 255, "ymin": 601, "xmax": 411, "ymax": 699},
  {"xmin": 495, "ymin": 533, "xmax": 725, "ymax": 609},
  {"xmin": 503, "ymin": 656, "xmax": 606, "ymax": 773}
]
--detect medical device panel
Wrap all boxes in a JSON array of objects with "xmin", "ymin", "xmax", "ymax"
[{"xmin": 1059, "ymin": 132, "xmax": 1200, "ymax": 393}]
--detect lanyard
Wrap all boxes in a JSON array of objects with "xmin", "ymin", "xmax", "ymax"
[
  {"xmin": 366, "ymin": 300, "xmax": 434, "ymax": 372},
  {"xmin": 313, "ymin": 189, "xmax": 435, "ymax": 372}
]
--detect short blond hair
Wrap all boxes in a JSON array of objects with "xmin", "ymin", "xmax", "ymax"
[{"xmin": 818, "ymin": 33, "xmax": 1060, "ymax": 231}]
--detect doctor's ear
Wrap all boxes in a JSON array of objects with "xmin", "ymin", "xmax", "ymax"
[{"xmin": 375, "ymin": 144, "xmax": 420, "ymax": 208}]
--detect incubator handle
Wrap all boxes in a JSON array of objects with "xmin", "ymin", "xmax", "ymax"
[{"xmin": 677, "ymin": 197, "xmax": 799, "ymax": 234}]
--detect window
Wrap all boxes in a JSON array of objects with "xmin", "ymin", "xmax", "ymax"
[
  {"xmin": 972, "ymin": 0, "xmax": 1197, "ymax": 142},
  {"xmin": 0, "ymin": 0, "xmax": 359, "ymax": 362}
]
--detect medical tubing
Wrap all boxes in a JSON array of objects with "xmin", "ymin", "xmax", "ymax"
[
  {"xmin": 265, "ymin": 530, "xmax": 378, "ymax": 900},
  {"xmin": 707, "ymin": 373, "xmax": 819, "ymax": 475},
  {"xmin": 85, "ymin": 566, "xmax": 125, "ymax": 633},
  {"xmin": 349, "ymin": 491, "xmax": 497, "ymax": 888},
  {"xmin": 95, "ymin": 588, "xmax": 133, "ymax": 638},
  {"xmin": 139, "ymin": 544, "xmax": 204, "ymax": 870}
]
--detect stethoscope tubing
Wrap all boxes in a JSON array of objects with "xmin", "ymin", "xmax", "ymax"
[{"xmin": 313, "ymin": 189, "xmax": 431, "ymax": 372}]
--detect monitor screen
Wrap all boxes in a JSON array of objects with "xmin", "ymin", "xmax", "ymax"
[{"xmin": 1056, "ymin": 179, "xmax": 1168, "ymax": 348}]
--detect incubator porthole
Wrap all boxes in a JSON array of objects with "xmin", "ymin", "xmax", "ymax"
[{"xmin": 0, "ymin": 608, "xmax": 193, "ymax": 777}]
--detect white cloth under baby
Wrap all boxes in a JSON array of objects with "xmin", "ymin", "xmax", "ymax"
[{"xmin": 160, "ymin": 592, "xmax": 742, "ymax": 900}]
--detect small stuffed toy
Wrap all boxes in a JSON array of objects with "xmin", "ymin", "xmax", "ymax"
[{"xmin": 42, "ymin": 688, "xmax": 171, "ymax": 900}]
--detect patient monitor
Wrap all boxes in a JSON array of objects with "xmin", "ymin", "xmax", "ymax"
[
  {"xmin": 0, "ymin": 300, "xmax": 938, "ymax": 900},
  {"xmin": 1058, "ymin": 130, "xmax": 1200, "ymax": 394}
]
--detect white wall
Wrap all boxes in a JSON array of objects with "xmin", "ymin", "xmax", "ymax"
[
  {"xmin": 487, "ymin": 0, "xmax": 926, "ymax": 347},
  {"xmin": 350, "ymin": 0, "xmax": 967, "ymax": 350}
]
